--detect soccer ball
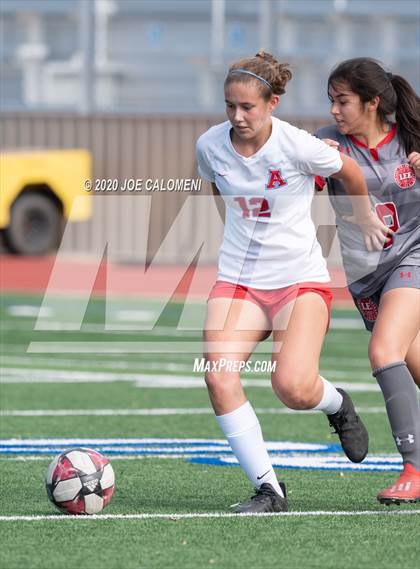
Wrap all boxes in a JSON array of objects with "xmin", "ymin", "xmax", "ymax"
[{"xmin": 46, "ymin": 448, "xmax": 115, "ymax": 515}]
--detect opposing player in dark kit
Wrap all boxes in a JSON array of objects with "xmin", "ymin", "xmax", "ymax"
[
  {"xmin": 317, "ymin": 57, "xmax": 420, "ymax": 504},
  {"xmin": 196, "ymin": 52, "xmax": 391, "ymax": 513}
]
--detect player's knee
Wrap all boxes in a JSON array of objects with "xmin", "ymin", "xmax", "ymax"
[
  {"xmin": 204, "ymin": 368, "xmax": 220, "ymax": 393},
  {"xmin": 272, "ymin": 368, "xmax": 315, "ymax": 410},
  {"xmin": 204, "ymin": 365, "xmax": 238, "ymax": 398},
  {"xmin": 280, "ymin": 386, "xmax": 313, "ymax": 410},
  {"xmin": 368, "ymin": 338, "xmax": 401, "ymax": 370}
]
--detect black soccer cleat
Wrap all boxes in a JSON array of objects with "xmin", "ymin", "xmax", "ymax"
[
  {"xmin": 327, "ymin": 388, "xmax": 369, "ymax": 463},
  {"xmin": 233, "ymin": 482, "xmax": 288, "ymax": 514}
]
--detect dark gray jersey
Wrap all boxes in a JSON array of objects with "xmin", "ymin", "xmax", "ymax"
[{"xmin": 316, "ymin": 124, "xmax": 420, "ymax": 297}]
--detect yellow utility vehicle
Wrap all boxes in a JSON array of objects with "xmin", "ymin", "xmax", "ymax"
[{"xmin": 0, "ymin": 149, "xmax": 92, "ymax": 255}]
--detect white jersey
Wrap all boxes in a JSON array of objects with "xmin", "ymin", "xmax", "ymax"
[{"xmin": 196, "ymin": 117, "xmax": 343, "ymax": 289}]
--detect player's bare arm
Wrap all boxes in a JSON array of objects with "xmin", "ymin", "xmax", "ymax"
[{"xmin": 330, "ymin": 153, "xmax": 393, "ymax": 252}]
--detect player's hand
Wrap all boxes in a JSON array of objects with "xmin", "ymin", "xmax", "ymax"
[
  {"xmin": 342, "ymin": 211, "xmax": 394, "ymax": 252},
  {"xmin": 322, "ymin": 138, "xmax": 340, "ymax": 149},
  {"xmin": 407, "ymin": 152, "xmax": 420, "ymax": 177}
]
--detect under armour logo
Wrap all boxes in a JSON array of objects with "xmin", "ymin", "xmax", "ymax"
[{"xmin": 395, "ymin": 434, "xmax": 415, "ymax": 446}]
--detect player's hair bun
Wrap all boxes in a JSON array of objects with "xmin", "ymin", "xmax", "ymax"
[
  {"xmin": 255, "ymin": 50, "xmax": 277, "ymax": 64},
  {"xmin": 226, "ymin": 51, "xmax": 292, "ymax": 98},
  {"xmin": 255, "ymin": 51, "xmax": 292, "ymax": 95}
]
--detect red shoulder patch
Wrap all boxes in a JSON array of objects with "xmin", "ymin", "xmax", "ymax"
[{"xmin": 394, "ymin": 163, "xmax": 416, "ymax": 189}]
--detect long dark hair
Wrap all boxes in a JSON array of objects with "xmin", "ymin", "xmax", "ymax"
[{"xmin": 328, "ymin": 58, "xmax": 420, "ymax": 154}]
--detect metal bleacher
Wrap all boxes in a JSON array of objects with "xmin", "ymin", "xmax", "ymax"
[{"xmin": 1, "ymin": 0, "xmax": 419, "ymax": 116}]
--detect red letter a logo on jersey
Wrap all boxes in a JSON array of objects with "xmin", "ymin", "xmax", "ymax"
[{"xmin": 266, "ymin": 169, "xmax": 287, "ymax": 190}]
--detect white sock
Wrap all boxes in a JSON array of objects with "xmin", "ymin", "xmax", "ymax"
[
  {"xmin": 216, "ymin": 401, "xmax": 284, "ymax": 497},
  {"xmin": 311, "ymin": 376, "xmax": 343, "ymax": 415}
]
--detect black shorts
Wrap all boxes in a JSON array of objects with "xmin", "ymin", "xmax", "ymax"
[{"xmin": 353, "ymin": 264, "xmax": 420, "ymax": 331}]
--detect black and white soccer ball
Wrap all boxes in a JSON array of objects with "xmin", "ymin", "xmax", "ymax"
[{"xmin": 46, "ymin": 448, "xmax": 115, "ymax": 515}]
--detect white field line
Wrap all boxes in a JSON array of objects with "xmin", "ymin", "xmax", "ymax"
[
  {"xmin": 0, "ymin": 351, "xmax": 370, "ymax": 369},
  {"xmin": 330, "ymin": 318, "xmax": 364, "ymax": 329},
  {"xmin": 1, "ymin": 318, "xmax": 363, "ymax": 331},
  {"xmin": 325, "ymin": 333, "xmax": 366, "ymax": 343},
  {"xmin": 321, "ymin": 357, "xmax": 369, "ymax": 368},
  {"xmin": 1, "ymin": 321, "xmax": 200, "ymax": 335},
  {"xmin": 22, "ymin": 342, "xmax": 270, "ymax": 354},
  {"xmin": 7, "ymin": 306, "xmax": 54, "ymax": 318},
  {"xmin": 0, "ymin": 437, "xmax": 327, "ymax": 448},
  {"xmin": 0, "ymin": 368, "xmax": 379, "ymax": 390},
  {"xmin": 0, "ymin": 355, "xmax": 197, "ymax": 366},
  {"xmin": 0, "ymin": 454, "xmax": 400, "ymax": 463},
  {"xmin": 5, "ymin": 306, "xmax": 361, "ymax": 328},
  {"xmin": 0, "ymin": 451, "xmax": 208, "ymax": 462},
  {"xmin": 1, "ymin": 455, "xmax": 218, "ymax": 461},
  {"xmin": 6, "ymin": 308, "xmax": 157, "ymax": 323},
  {"xmin": 0, "ymin": 510, "xmax": 419, "ymax": 522},
  {"xmin": 1, "ymin": 360, "xmax": 201, "ymax": 375},
  {"xmin": 114, "ymin": 310, "xmax": 158, "ymax": 321},
  {"xmin": 25, "ymin": 340, "xmax": 366, "ymax": 354},
  {"xmin": 0, "ymin": 407, "xmax": 387, "ymax": 417},
  {"xmin": 0, "ymin": 364, "xmax": 373, "ymax": 384},
  {"xmin": 137, "ymin": 378, "xmax": 378, "ymax": 391},
  {"xmin": 0, "ymin": 357, "xmax": 372, "ymax": 376}
]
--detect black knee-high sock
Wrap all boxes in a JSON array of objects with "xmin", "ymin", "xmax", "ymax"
[{"xmin": 373, "ymin": 361, "xmax": 420, "ymax": 470}]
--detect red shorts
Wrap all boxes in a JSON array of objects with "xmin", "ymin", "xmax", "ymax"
[{"xmin": 208, "ymin": 280, "xmax": 333, "ymax": 324}]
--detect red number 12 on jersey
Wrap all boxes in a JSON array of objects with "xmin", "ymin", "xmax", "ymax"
[{"xmin": 234, "ymin": 197, "xmax": 271, "ymax": 218}]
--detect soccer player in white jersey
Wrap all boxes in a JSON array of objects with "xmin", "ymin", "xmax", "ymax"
[
  {"xmin": 195, "ymin": 51, "xmax": 391, "ymax": 513},
  {"xmin": 317, "ymin": 58, "xmax": 420, "ymax": 505}
]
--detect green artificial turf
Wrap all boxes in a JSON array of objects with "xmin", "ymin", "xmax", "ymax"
[{"xmin": 1, "ymin": 293, "xmax": 419, "ymax": 569}]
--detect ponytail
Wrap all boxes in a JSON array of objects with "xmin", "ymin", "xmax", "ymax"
[{"xmin": 390, "ymin": 74, "xmax": 420, "ymax": 154}]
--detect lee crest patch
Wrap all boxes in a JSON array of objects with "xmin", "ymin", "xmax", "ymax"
[
  {"xmin": 356, "ymin": 297, "xmax": 378, "ymax": 323},
  {"xmin": 394, "ymin": 163, "xmax": 416, "ymax": 189}
]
